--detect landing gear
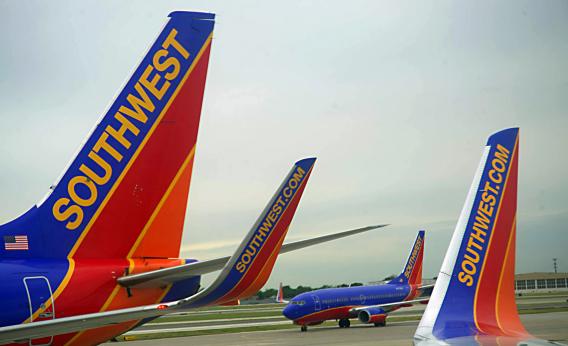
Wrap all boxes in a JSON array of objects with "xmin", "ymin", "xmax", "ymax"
[
  {"xmin": 374, "ymin": 320, "xmax": 386, "ymax": 327},
  {"xmin": 338, "ymin": 318, "xmax": 351, "ymax": 328},
  {"xmin": 301, "ymin": 325, "xmax": 308, "ymax": 332}
]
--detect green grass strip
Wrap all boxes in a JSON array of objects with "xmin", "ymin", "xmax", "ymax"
[
  {"xmin": 154, "ymin": 310, "xmax": 282, "ymax": 323},
  {"xmin": 115, "ymin": 307, "xmax": 568, "ymax": 342}
]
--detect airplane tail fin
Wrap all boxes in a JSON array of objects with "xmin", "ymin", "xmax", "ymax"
[
  {"xmin": 0, "ymin": 12, "xmax": 215, "ymax": 259},
  {"xmin": 276, "ymin": 282, "xmax": 288, "ymax": 304},
  {"xmin": 415, "ymin": 128, "xmax": 529, "ymax": 342},
  {"xmin": 388, "ymin": 230, "xmax": 424, "ymax": 286},
  {"xmin": 181, "ymin": 158, "xmax": 316, "ymax": 307}
]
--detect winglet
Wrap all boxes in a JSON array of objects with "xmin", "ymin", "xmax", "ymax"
[
  {"xmin": 180, "ymin": 158, "xmax": 316, "ymax": 308},
  {"xmin": 415, "ymin": 128, "xmax": 528, "ymax": 342},
  {"xmin": 388, "ymin": 230, "xmax": 425, "ymax": 286}
]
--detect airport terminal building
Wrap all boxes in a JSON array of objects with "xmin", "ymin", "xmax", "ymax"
[{"xmin": 515, "ymin": 272, "xmax": 568, "ymax": 293}]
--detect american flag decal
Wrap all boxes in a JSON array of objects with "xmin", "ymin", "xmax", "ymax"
[{"xmin": 4, "ymin": 235, "xmax": 29, "ymax": 250}]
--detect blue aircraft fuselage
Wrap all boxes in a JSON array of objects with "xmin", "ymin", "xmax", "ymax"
[
  {"xmin": 0, "ymin": 258, "xmax": 201, "ymax": 329},
  {"xmin": 283, "ymin": 283, "xmax": 415, "ymax": 325}
]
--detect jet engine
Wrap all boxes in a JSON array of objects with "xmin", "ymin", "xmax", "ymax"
[{"xmin": 357, "ymin": 307, "xmax": 387, "ymax": 325}]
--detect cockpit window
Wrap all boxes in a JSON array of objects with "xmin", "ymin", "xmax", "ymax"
[{"xmin": 291, "ymin": 300, "xmax": 306, "ymax": 305}]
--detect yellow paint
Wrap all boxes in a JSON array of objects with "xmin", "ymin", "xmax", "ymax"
[
  {"xmin": 472, "ymin": 136, "xmax": 518, "ymax": 333},
  {"xmin": 68, "ymin": 176, "xmax": 97, "ymax": 207},
  {"xmin": 458, "ymin": 143, "xmax": 511, "ymax": 287},
  {"xmin": 52, "ymin": 198, "xmax": 83, "ymax": 231}
]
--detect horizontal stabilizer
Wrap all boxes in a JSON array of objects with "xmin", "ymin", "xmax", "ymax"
[
  {"xmin": 0, "ymin": 301, "xmax": 177, "ymax": 344},
  {"xmin": 350, "ymin": 297, "xmax": 430, "ymax": 314}
]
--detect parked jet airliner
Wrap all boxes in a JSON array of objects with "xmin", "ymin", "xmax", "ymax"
[
  {"xmin": 0, "ymin": 12, "xmax": 385, "ymax": 345},
  {"xmin": 282, "ymin": 231, "xmax": 431, "ymax": 331},
  {"xmin": 414, "ymin": 128, "xmax": 566, "ymax": 345}
]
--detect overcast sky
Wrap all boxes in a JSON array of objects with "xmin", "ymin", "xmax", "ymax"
[{"xmin": 0, "ymin": 1, "xmax": 567, "ymax": 288}]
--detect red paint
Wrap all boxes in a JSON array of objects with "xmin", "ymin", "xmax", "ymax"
[
  {"xmin": 295, "ymin": 306, "xmax": 354, "ymax": 325},
  {"xmin": 474, "ymin": 140, "xmax": 528, "ymax": 337},
  {"xmin": 74, "ymin": 44, "xmax": 211, "ymax": 259}
]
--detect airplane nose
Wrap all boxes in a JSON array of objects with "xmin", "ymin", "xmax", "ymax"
[{"xmin": 282, "ymin": 305, "xmax": 295, "ymax": 320}]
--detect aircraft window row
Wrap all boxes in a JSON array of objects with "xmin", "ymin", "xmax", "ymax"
[
  {"xmin": 319, "ymin": 292, "xmax": 408, "ymax": 306},
  {"xmin": 322, "ymin": 297, "xmax": 349, "ymax": 304},
  {"xmin": 359, "ymin": 293, "xmax": 402, "ymax": 300},
  {"xmin": 290, "ymin": 300, "xmax": 306, "ymax": 305},
  {"xmin": 322, "ymin": 293, "xmax": 403, "ymax": 304},
  {"xmin": 515, "ymin": 278, "xmax": 567, "ymax": 290}
]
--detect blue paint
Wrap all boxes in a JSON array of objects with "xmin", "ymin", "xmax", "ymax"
[
  {"xmin": 282, "ymin": 284, "xmax": 410, "ymax": 321},
  {"xmin": 433, "ymin": 128, "xmax": 518, "ymax": 340}
]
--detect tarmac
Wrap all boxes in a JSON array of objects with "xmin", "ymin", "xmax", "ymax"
[
  {"xmin": 119, "ymin": 311, "xmax": 568, "ymax": 345},
  {"xmin": 125, "ymin": 295, "xmax": 568, "ymax": 335}
]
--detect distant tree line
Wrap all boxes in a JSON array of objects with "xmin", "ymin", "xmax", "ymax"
[
  {"xmin": 254, "ymin": 274, "xmax": 409, "ymax": 300},
  {"xmin": 254, "ymin": 274, "xmax": 438, "ymax": 300},
  {"xmin": 255, "ymin": 275, "xmax": 404, "ymax": 300}
]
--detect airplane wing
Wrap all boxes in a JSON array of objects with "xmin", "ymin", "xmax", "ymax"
[
  {"xmin": 0, "ymin": 302, "xmax": 176, "ymax": 344},
  {"xmin": 350, "ymin": 297, "xmax": 430, "ymax": 315},
  {"xmin": 118, "ymin": 224, "xmax": 388, "ymax": 288}
]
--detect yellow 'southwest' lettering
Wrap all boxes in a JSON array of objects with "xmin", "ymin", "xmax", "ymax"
[
  {"xmin": 79, "ymin": 151, "xmax": 112, "ymax": 186},
  {"xmin": 404, "ymin": 237, "xmax": 422, "ymax": 278},
  {"xmin": 52, "ymin": 29, "xmax": 193, "ymax": 230},
  {"xmin": 140, "ymin": 65, "xmax": 170, "ymax": 100},
  {"xmin": 53, "ymin": 198, "xmax": 84, "ymax": 231},
  {"xmin": 106, "ymin": 112, "xmax": 140, "ymax": 149},
  {"xmin": 162, "ymin": 29, "xmax": 190, "ymax": 59},
  {"xmin": 68, "ymin": 176, "xmax": 97, "ymax": 207},
  {"xmin": 93, "ymin": 132, "xmax": 123, "ymax": 162},
  {"xmin": 119, "ymin": 83, "xmax": 155, "ymax": 123},
  {"xmin": 153, "ymin": 49, "xmax": 181, "ymax": 80}
]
